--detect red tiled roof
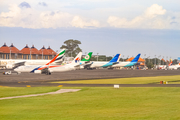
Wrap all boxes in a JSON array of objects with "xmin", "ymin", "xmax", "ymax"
[
  {"xmin": 47, "ymin": 46, "xmax": 57, "ymax": 55},
  {"xmin": 0, "ymin": 43, "xmax": 57, "ymax": 55},
  {"xmin": 126, "ymin": 57, "xmax": 145, "ymax": 62},
  {"xmin": 30, "ymin": 45, "xmax": 41, "ymax": 54},
  {"xmin": 39, "ymin": 46, "xmax": 50, "ymax": 55},
  {"xmin": 0, "ymin": 43, "xmax": 20, "ymax": 53},
  {"xmin": 9, "ymin": 44, "xmax": 20, "ymax": 53},
  {"xmin": 19, "ymin": 44, "xmax": 31, "ymax": 54}
]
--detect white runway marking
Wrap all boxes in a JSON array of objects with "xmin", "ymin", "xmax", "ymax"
[{"xmin": 0, "ymin": 89, "xmax": 81, "ymax": 100}]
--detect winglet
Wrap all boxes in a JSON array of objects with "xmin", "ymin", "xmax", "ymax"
[
  {"xmin": 131, "ymin": 54, "xmax": 141, "ymax": 62},
  {"xmin": 46, "ymin": 49, "xmax": 66, "ymax": 65},
  {"xmin": 81, "ymin": 52, "xmax": 93, "ymax": 62},
  {"xmin": 109, "ymin": 54, "xmax": 121, "ymax": 63}
]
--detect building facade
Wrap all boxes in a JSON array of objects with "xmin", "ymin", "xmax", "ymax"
[{"xmin": 0, "ymin": 43, "xmax": 57, "ymax": 60}]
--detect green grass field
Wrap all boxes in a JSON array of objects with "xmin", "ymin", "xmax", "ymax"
[
  {"xmin": 0, "ymin": 87, "xmax": 59, "ymax": 98},
  {"xmin": 52, "ymin": 75, "xmax": 180, "ymax": 84},
  {"xmin": 1, "ymin": 87, "xmax": 180, "ymax": 120}
]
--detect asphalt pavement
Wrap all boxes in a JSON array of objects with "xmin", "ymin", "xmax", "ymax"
[{"xmin": 0, "ymin": 69, "xmax": 180, "ymax": 87}]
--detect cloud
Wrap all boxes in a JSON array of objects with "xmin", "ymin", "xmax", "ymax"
[
  {"xmin": 71, "ymin": 16, "xmax": 100, "ymax": 28},
  {"xmin": 38, "ymin": 2, "xmax": 47, "ymax": 7},
  {"xmin": 0, "ymin": 3, "xmax": 179, "ymax": 29},
  {"xmin": 0, "ymin": 3, "xmax": 100, "ymax": 29},
  {"xmin": 19, "ymin": 2, "xmax": 31, "ymax": 8},
  {"xmin": 107, "ymin": 4, "xmax": 179, "ymax": 29}
]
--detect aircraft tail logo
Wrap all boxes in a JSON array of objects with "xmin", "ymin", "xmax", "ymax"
[
  {"xmin": 85, "ymin": 55, "xmax": 90, "ymax": 60},
  {"xmin": 81, "ymin": 52, "xmax": 93, "ymax": 62},
  {"xmin": 70, "ymin": 52, "xmax": 82, "ymax": 65},
  {"xmin": 46, "ymin": 49, "xmax": 66, "ymax": 65},
  {"xmin": 75, "ymin": 57, "xmax": 80, "ymax": 63}
]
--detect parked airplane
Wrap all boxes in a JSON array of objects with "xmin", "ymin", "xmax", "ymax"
[
  {"xmin": 14, "ymin": 51, "xmax": 93, "ymax": 74},
  {"xmin": 33, "ymin": 52, "xmax": 83, "ymax": 74},
  {"xmin": 37, "ymin": 52, "xmax": 93, "ymax": 72},
  {"xmin": 112, "ymin": 54, "xmax": 141, "ymax": 68},
  {"xmin": 14, "ymin": 49, "xmax": 66, "ymax": 73},
  {"xmin": 84, "ymin": 54, "xmax": 121, "ymax": 69},
  {"xmin": 76, "ymin": 52, "xmax": 93, "ymax": 68},
  {"xmin": 1, "ymin": 50, "xmax": 66, "ymax": 69},
  {"xmin": 157, "ymin": 65, "xmax": 167, "ymax": 70},
  {"xmin": 167, "ymin": 59, "xmax": 180, "ymax": 70}
]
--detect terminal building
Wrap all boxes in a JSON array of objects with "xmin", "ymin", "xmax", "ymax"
[{"xmin": 0, "ymin": 43, "xmax": 57, "ymax": 60}]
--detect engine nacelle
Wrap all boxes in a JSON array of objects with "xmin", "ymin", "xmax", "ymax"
[
  {"xmin": 6, "ymin": 64, "xmax": 14, "ymax": 69},
  {"xmin": 34, "ymin": 70, "xmax": 41, "ymax": 74}
]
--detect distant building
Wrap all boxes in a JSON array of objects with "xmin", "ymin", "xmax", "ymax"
[{"xmin": 0, "ymin": 43, "xmax": 57, "ymax": 60}]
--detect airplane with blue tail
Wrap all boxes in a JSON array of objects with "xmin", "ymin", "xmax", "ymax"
[
  {"xmin": 112, "ymin": 54, "xmax": 141, "ymax": 68},
  {"xmin": 85, "ymin": 54, "xmax": 121, "ymax": 69}
]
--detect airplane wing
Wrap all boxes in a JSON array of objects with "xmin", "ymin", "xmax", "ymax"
[
  {"xmin": 6, "ymin": 61, "xmax": 26, "ymax": 69},
  {"xmin": 12, "ymin": 61, "xmax": 26, "ymax": 69}
]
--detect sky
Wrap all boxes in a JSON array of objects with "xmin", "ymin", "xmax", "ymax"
[{"xmin": 0, "ymin": 0, "xmax": 180, "ymax": 59}]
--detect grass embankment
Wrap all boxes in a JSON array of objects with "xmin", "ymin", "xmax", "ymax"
[
  {"xmin": 0, "ymin": 87, "xmax": 59, "ymax": 98},
  {"xmin": 0, "ymin": 87, "xmax": 180, "ymax": 119},
  {"xmin": 52, "ymin": 75, "xmax": 180, "ymax": 84}
]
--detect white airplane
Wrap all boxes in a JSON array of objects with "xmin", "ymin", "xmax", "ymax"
[
  {"xmin": 34, "ymin": 52, "xmax": 93, "ymax": 73},
  {"xmin": 167, "ymin": 59, "xmax": 180, "ymax": 70},
  {"xmin": 0, "ymin": 54, "xmax": 65, "ymax": 69},
  {"xmin": 157, "ymin": 65, "xmax": 167, "ymax": 70},
  {"xmin": 14, "ymin": 52, "xmax": 83, "ymax": 74},
  {"xmin": 84, "ymin": 54, "xmax": 121, "ymax": 69},
  {"xmin": 14, "ymin": 49, "xmax": 66, "ymax": 74}
]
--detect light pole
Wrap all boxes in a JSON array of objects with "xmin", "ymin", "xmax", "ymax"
[
  {"xmin": 155, "ymin": 55, "xmax": 156, "ymax": 65},
  {"xmin": 158, "ymin": 55, "xmax": 161, "ymax": 65},
  {"xmin": 30, "ymin": 48, "xmax": 31, "ymax": 60},
  {"xmin": 9, "ymin": 46, "xmax": 11, "ymax": 59},
  {"xmin": 85, "ymin": 52, "xmax": 86, "ymax": 59},
  {"xmin": 163, "ymin": 56, "xmax": 164, "ymax": 65},
  {"xmin": 144, "ymin": 54, "xmax": 146, "ymax": 67},
  {"xmin": 71, "ymin": 51, "xmax": 72, "ymax": 57},
  {"xmin": 42, "ymin": 49, "xmax": 43, "ymax": 59},
  {"xmin": 148, "ymin": 56, "xmax": 150, "ymax": 64},
  {"xmin": 97, "ymin": 53, "xmax": 99, "ymax": 61}
]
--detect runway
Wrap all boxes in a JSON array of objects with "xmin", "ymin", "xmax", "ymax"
[{"xmin": 0, "ymin": 69, "xmax": 180, "ymax": 87}]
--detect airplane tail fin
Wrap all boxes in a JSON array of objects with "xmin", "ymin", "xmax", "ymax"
[
  {"xmin": 46, "ymin": 49, "xmax": 66, "ymax": 65},
  {"xmin": 81, "ymin": 52, "xmax": 93, "ymax": 62},
  {"xmin": 168, "ymin": 59, "xmax": 173, "ymax": 66},
  {"xmin": 109, "ymin": 54, "xmax": 121, "ymax": 63},
  {"xmin": 70, "ymin": 52, "xmax": 82, "ymax": 65},
  {"xmin": 131, "ymin": 54, "xmax": 141, "ymax": 62}
]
